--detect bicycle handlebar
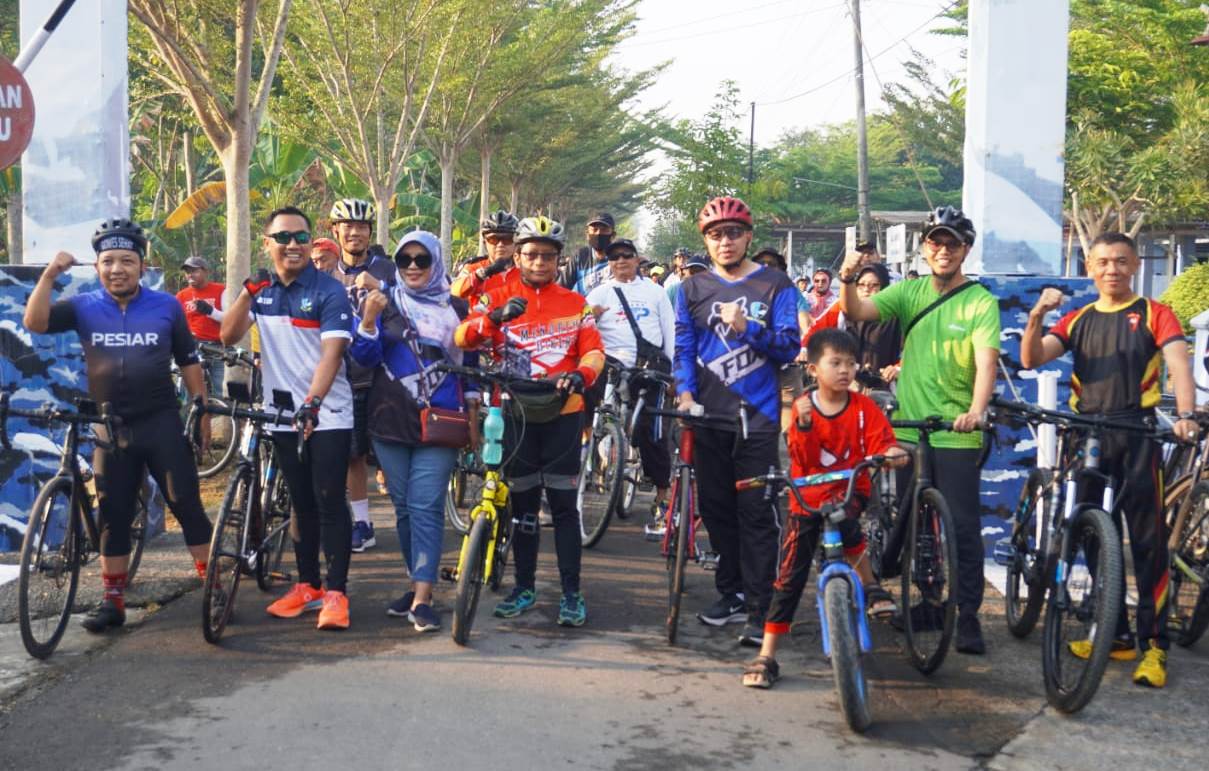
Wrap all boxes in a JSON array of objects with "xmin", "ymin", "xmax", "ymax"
[
  {"xmin": 197, "ymin": 341, "xmax": 256, "ymax": 369},
  {"xmin": 991, "ymin": 396, "xmax": 1178, "ymax": 439},
  {"xmin": 435, "ymin": 362, "xmax": 558, "ymax": 392},
  {"xmin": 890, "ymin": 415, "xmax": 992, "ymax": 433},
  {"xmin": 0, "ymin": 392, "xmax": 122, "ymax": 451},
  {"xmin": 735, "ymin": 456, "xmax": 888, "ymax": 522}
]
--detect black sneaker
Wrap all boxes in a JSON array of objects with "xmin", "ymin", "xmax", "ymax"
[
  {"xmin": 697, "ymin": 593, "xmax": 746, "ymax": 627},
  {"xmin": 409, "ymin": 603, "xmax": 441, "ymax": 633},
  {"xmin": 955, "ymin": 613, "xmax": 986, "ymax": 655},
  {"xmin": 81, "ymin": 599, "xmax": 126, "ymax": 633},
  {"xmin": 386, "ymin": 591, "xmax": 416, "ymax": 618},
  {"xmin": 739, "ymin": 619, "xmax": 765, "ymax": 648}
]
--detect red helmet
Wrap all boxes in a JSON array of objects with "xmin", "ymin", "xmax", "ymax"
[{"xmin": 698, "ymin": 196, "xmax": 753, "ymax": 233}]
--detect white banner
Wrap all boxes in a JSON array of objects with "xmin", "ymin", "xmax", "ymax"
[
  {"xmin": 963, "ymin": 0, "xmax": 1069, "ymax": 276},
  {"xmin": 886, "ymin": 223, "xmax": 906, "ymax": 266},
  {"xmin": 20, "ymin": 0, "xmax": 129, "ymax": 264}
]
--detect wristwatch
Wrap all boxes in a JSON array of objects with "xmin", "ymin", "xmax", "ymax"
[
  {"xmin": 1179, "ymin": 411, "xmax": 1197, "ymax": 421},
  {"xmin": 840, "ymin": 272, "xmax": 856, "ymax": 285}
]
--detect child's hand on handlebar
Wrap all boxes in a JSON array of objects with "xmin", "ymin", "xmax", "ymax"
[{"xmin": 882, "ymin": 446, "xmax": 910, "ymax": 468}]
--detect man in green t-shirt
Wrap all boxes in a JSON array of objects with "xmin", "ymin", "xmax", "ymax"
[{"xmin": 838, "ymin": 206, "xmax": 1000, "ymax": 655}]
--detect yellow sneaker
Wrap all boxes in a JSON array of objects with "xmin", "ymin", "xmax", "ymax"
[
  {"xmin": 1067, "ymin": 637, "xmax": 1137, "ymax": 661},
  {"xmin": 1132, "ymin": 644, "xmax": 1167, "ymax": 688}
]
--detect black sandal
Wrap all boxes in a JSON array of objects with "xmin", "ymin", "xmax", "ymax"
[
  {"xmin": 865, "ymin": 585, "xmax": 897, "ymax": 619},
  {"xmin": 742, "ymin": 656, "xmax": 780, "ymax": 689}
]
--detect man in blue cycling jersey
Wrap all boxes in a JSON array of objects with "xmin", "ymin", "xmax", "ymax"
[
  {"xmin": 675, "ymin": 196, "xmax": 801, "ymax": 647},
  {"xmin": 23, "ymin": 219, "xmax": 214, "ymax": 633}
]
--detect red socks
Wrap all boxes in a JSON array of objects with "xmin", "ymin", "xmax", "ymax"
[
  {"xmin": 195, "ymin": 560, "xmax": 208, "ymax": 579},
  {"xmin": 102, "ymin": 572, "xmax": 127, "ymax": 611}
]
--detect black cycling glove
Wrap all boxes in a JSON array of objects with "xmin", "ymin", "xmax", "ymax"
[
  {"xmin": 557, "ymin": 370, "xmax": 586, "ymax": 396},
  {"xmin": 243, "ymin": 269, "xmax": 273, "ymax": 297},
  {"xmin": 194, "ymin": 299, "xmax": 214, "ymax": 316},
  {"xmin": 487, "ymin": 297, "xmax": 527, "ymax": 326},
  {"xmin": 294, "ymin": 395, "xmax": 322, "ymax": 432},
  {"xmin": 480, "ymin": 256, "xmax": 513, "ymax": 279}
]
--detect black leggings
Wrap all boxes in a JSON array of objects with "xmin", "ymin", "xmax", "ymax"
[
  {"xmin": 505, "ymin": 411, "xmax": 583, "ymax": 595},
  {"xmin": 766, "ymin": 500, "xmax": 866, "ymax": 633},
  {"xmin": 94, "ymin": 409, "xmax": 211, "ymax": 557},
  {"xmin": 272, "ymin": 429, "xmax": 353, "ymax": 593}
]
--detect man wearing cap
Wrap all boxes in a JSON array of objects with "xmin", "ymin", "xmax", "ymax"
[
  {"xmin": 753, "ymin": 247, "xmax": 813, "ymax": 431},
  {"xmin": 176, "ymin": 256, "xmax": 226, "ymax": 394},
  {"xmin": 839, "ymin": 205, "xmax": 1000, "ymax": 655},
  {"xmin": 807, "ymin": 268, "xmax": 837, "ymax": 321},
  {"xmin": 855, "ymin": 240, "xmax": 902, "ymax": 282},
  {"xmin": 667, "ymin": 253, "xmax": 709, "ymax": 306},
  {"xmin": 312, "ymin": 237, "xmax": 341, "ymax": 273},
  {"xmin": 560, "ymin": 212, "xmax": 615, "ymax": 294}
]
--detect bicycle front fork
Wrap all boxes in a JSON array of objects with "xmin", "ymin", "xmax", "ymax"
[{"xmin": 817, "ymin": 564, "xmax": 873, "ymax": 656}]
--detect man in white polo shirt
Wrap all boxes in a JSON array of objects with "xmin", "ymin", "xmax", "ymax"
[
  {"xmin": 221, "ymin": 205, "xmax": 356, "ymax": 631},
  {"xmin": 586, "ymin": 238, "xmax": 676, "ymax": 536}
]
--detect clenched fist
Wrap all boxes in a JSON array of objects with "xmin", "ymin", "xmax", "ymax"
[
  {"xmin": 1031, "ymin": 287, "xmax": 1065, "ymax": 319},
  {"xmin": 717, "ymin": 301, "xmax": 748, "ymax": 334},
  {"xmin": 362, "ymin": 289, "xmax": 389, "ymax": 322},
  {"xmin": 47, "ymin": 251, "xmax": 76, "ymax": 277},
  {"xmin": 838, "ymin": 250, "xmax": 863, "ymax": 283},
  {"xmin": 354, "ymin": 272, "xmax": 381, "ymax": 292}
]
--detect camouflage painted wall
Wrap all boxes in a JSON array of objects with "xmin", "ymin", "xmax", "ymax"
[
  {"xmin": 979, "ymin": 274, "xmax": 1098, "ymax": 551},
  {"xmin": 1, "ymin": 265, "xmax": 167, "ymax": 553}
]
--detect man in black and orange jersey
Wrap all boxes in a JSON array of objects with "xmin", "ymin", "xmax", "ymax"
[
  {"xmin": 1022, "ymin": 231, "xmax": 1198, "ymax": 689},
  {"xmin": 456, "ymin": 215, "xmax": 605, "ymax": 628},
  {"xmin": 451, "ymin": 210, "xmax": 519, "ymax": 304}
]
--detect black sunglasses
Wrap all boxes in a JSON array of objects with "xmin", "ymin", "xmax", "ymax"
[
  {"xmin": 607, "ymin": 251, "xmax": 637, "ymax": 261},
  {"xmin": 395, "ymin": 251, "xmax": 433, "ymax": 270},
  {"xmin": 268, "ymin": 230, "xmax": 312, "ymax": 245}
]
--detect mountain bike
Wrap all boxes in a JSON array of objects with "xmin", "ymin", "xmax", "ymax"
[
  {"xmin": 990, "ymin": 396, "xmax": 1169, "ymax": 713},
  {"xmin": 636, "ymin": 402, "xmax": 747, "ymax": 644},
  {"xmin": 1157, "ymin": 410, "xmax": 1209, "ymax": 647},
  {"xmin": 187, "ymin": 388, "xmax": 295, "ymax": 644},
  {"xmin": 737, "ymin": 456, "xmax": 892, "ymax": 733},
  {"xmin": 615, "ymin": 365, "xmax": 676, "ymax": 521},
  {"xmin": 445, "ymin": 445, "xmax": 482, "ymax": 536},
  {"xmin": 0, "ymin": 394, "xmax": 147, "ymax": 659},
  {"xmin": 437, "ymin": 364, "xmax": 557, "ymax": 646},
  {"xmin": 577, "ymin": 365, "xmax": 627, "ymax": 548}
]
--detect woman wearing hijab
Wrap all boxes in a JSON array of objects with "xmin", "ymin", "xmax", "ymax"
[{"xmin": 350, "ymin": 230, "xmax": 479, "ymax": 632}]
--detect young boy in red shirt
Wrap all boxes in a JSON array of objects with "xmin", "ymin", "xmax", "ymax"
[{"xmin": 743, "ymin": 328, "xmax": 906, "ymax": 688}]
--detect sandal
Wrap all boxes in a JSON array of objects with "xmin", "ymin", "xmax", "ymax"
[
  {"xmin": 742, "ymin": 656, "xmax": 780, "ymax": 689},
  {"xmin": 864, "ymin": 585, "xmax": 897, "ymax": 619}
]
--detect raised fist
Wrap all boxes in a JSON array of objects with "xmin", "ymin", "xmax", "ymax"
[{"xmin": 1032, "ymin": 287, "xmax": 1065, "ymax": 318}]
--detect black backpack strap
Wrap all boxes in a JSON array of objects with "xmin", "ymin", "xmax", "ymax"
[
  {"xmin": 902, "ymin": 280, "xmax": 981, "ymax": 340},
  {"xmin": 614, "ymin": 286, "xmax": 653, "ymax": 349}
]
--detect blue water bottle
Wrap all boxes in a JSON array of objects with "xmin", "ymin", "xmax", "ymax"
[{"xmin": 483, "ymin": 405, "xmax": 505, "ymax": 466}]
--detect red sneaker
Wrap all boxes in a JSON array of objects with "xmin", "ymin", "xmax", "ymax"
[{"xmin": 317, "ymin": 590, "xmax": 350, "ymax": 630}]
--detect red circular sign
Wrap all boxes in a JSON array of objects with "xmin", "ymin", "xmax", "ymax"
[{"xmin": 0, "ymin": 56, "xmax": 34, "ymax": 171}]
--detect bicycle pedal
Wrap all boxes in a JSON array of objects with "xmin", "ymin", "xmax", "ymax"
[{"xmin": 440, "ymin": 567, "xmax": 458, "ymax": 583}]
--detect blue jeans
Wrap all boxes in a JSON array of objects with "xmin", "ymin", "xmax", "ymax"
[{"xmin": 372, "ymin": 439, "xmax": 458, "ymax": 585}]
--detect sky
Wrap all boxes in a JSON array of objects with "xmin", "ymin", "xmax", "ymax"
[{"xmin": 610, "ymin": 0, "xmax": 967, "ymax": 238}]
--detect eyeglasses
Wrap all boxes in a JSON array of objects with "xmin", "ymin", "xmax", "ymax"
[
  {"xmin": 268, "ymin": 230, "xmax": 312, "ymax": 245},
  {"xmin": 518, "ymin": 250, "xmax": 560, "ymax": 262},
  {"xmin": 484, "ymin": 234, "xmax": 514, "ymax": 245},
  {"xmin": 926, "ymin": 237, "xmax": 964, "ymax": 252},
  {"xmin": 704, "ymin": 225, "xmax": 749, "ymax": 242},
  {"xmin": 855, "ymin": 281, "xmax": 882, "ymax": 291},
  {"xmin": 395, "ymin": 252, "xmax": 433, "ymax": 270},
  {"xmin": 607, "ymin": 251, "xmax": 637, "ymax": 261}
]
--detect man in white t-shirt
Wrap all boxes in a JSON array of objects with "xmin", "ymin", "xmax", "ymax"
[{"xmin": 586, "ymin": 238, "xmax": 676, "ymax": 535}]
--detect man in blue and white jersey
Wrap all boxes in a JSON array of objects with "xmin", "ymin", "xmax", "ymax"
[
  {"xmin": 222, "ymin": 206, "xmax": 356, "ymax": 631},
  {"xmin": 675, "ymin": 196, "xmax": 801, "ymax": 647}
]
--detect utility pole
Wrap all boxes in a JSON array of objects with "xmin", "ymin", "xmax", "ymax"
[
  {"xmin": 851, "ymin": 0, "xmax": 872, "ymax": 242},
  {"xmin": 748, "ymin": 101, "xmax": 755, "ymax": 194}
]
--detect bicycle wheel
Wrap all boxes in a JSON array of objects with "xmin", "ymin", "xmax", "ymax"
[
  {"xmin": 195, "ymin": 400, "xmax": 239, "ymax": 479},
  {"xmin": 489, "ymin": 501, "xmax": 512, "ymax": 593},
  {"xmin": 256, "ymin": 473, "xmax": 292, "ymax": 591},
  {"xmin": 666, "ymin": 467, "xmax": 692, "ymax": 645},
  {"xmin": 18, "ymin": 476, "xmax": 80, "ymax": 660},
  {"xmin": 203, "ymin": 466, "xmax": 253, "ymax": 644},
  {"xmin": 901, "ymin": 487, "xmax": 958, "ymax": 674},
  {"xmin": 1041, "ymin": 506, "xmax": 1123, "ymax": 713},
  {"xmin": 578, "ymin": 417, "xmax": 624, "ymax": 548},
  {"xmin": 1005, "ymin": 469, "xmax": 1052, "ymax": 639},
  {"xmin": 452, "ymin": 513, "xmax": 490, "ymax": 646},
  {"xmin": 825, "ymin": 578, "xmax": 872, "ymax": 733},
  {"xmin": 1169, "ymin": 480, "xmax": 1209, "ymax": 647},
  {"xmin": 125, "ymin": 489, "xmax": 149, "ymax": 587},
  {"xmin": 616, "ymin": 445, "xmax": 640, "ymax": 520},
  {"xmin": 445, "ymin": 461, "xmax": 471, "ymax": 536}
]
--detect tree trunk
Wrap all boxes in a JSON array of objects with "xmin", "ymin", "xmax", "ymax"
[
  {"xmin": 183, "ymin": 131, "xmax": 195, "ymax": 197},
  {"xmin": 439, "ymin": 148, "xmax": 457, "ymax": 270},
  {"xmin": 509, "ymin": 179, "xmax": 519, "ymax": 215},
  {"xmin": 478, "ymin": 144, "xmax": 492, "ymax": 255},
  {"xmin": 372, "ymin": 179, "xmax": 392, "ymax": 247},
  {"xmin": 5, "ymin": 179, "xmax": 21, "ymax": 265},
  {"xmin": 221, "ymin": 144, "xmax": 253, "ymax": 310}
]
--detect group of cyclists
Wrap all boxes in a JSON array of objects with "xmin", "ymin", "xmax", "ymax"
[{"xmin": 17, "ymin": 189, "xmax": 1201, "ymax": 692}]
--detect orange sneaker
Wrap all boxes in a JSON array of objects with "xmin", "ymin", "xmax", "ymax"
[
  {"xmin": 266, "ymin": 583, "xmax": 325, "ymax": 618},
  {"xmin": 317, "ymin": 590, "xmax": 350, "ymax": 630}
]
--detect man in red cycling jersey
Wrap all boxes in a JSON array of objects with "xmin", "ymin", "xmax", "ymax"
[
  {"xmin": 456, "ymin": 215, "xmax": 605, "ymax": 627},
  {"xmin": 451, "ymin": 210, "xmax": 519, "ymax": 305}
]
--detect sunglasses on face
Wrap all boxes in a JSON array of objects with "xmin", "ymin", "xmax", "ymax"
[
  {"xmin": 856, "ymin": 281, "xmax": 882, "ymax": 291},
  {"xmin": 484, "ymin": 234, "xmax": 514, "ymax": 245},
  {"xmin": 395, "ymin": 251, "xmax": 433, "ymax": 269},
  {"xmin": 927, "ymin": 237, "xmax": 963, "ymax": 252},
  {"xmin": 704, "ymin": 225, "xmax": 749, "ymax": 242},
  {"xmin": 519, "ymin": 250, "xmax": 560, "ymax": 262},
  {"xmin": 607, "ymin": 251, "xmax": 637, "ymax": 261},
  {"xmin": 267, "ymin": 230, "xmax": 312, "ymax": 245}
]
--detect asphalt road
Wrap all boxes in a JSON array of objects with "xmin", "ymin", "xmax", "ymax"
[{"xmin": 1, "ymin": 493, "xmax": 1207, "ymax": 771}]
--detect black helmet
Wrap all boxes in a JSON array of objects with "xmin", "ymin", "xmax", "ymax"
[
  {"xmin": 924, "ymin": 206, "xmax": 976, "ymax": 246},
  {"xmin": 480, "ymin": 209, "xmax": 519, "ymax": 235},
  {"xmin": 673, "ymin": 247, "xmax": 690, "ymax": 258},
  {"xmin": 91, "ymin": 218, "xmax": 147, "ymax": 257}
]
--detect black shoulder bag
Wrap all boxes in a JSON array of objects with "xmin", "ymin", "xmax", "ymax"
[
  {"xmin": 614, "ymin": 287, "xmax": 672, "ymax": 372},
  {"xmin": 901, "ymin": 280, "xmax": 982, "ymax": 341}
]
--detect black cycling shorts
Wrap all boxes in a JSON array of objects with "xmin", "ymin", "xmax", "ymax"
[{"xmin": 350, "ymin": 387, "xmax": 371, "ymax": 459}]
